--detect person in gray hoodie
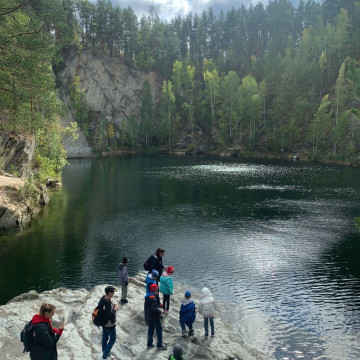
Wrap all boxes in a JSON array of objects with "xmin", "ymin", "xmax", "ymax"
[
  {"xmin": 198, "ymin": 287, "xmax": 216, "ymax": 337},
  {"xmin": 118, "ymin": 257, "xmax": 129, "ymax": 304}
]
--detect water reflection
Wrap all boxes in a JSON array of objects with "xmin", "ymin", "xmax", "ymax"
[{"xmin": 0, "ymin": 155, "xmax": 360, "ymax": 359}]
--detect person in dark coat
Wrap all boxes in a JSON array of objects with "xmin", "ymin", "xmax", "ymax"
[
  {"xmin": 98, "ymin": 285, "xmax": 119, "ymax": 360},
  {"xmin": 30, "ymin": 303, "xmax": 65, "ymax": 360},
  {"xmin": 118, "ymin": 257, "xmax": 130, "ymax": 304},
  {"xmin": 144, "ymin": 283, "xmax": 167, "ymax": 350},
  {"xmin": 147, "ymin": 248, "xmax": 166, "ymax": 285}
]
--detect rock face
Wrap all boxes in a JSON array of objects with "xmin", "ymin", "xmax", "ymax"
[
  {"xmin": 0, "ymin": 130, "xmax": 35, "ymax": 177},
  {"xmin": 58, "ymin": 50, "xmax": 163, "ymax": 158},
  {"xmin": 0, "ymin": 272, "xmax": 265, "ymax": 360}
]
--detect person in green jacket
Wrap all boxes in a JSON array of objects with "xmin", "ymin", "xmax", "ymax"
[
  {"xmin": 168, "ymin": 344, "xmax": 184, "ymax": 360},
  {"xmin": 159, "ymin": 265, "xmax": 174, "ymax": 313},
  {"xmin": 30, "ymin": 303, "xmax": 65, "ymax": 360}
]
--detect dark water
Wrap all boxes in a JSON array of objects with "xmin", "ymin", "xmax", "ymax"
[{"xmin": 1, "ymin": 155, "xmax": 360, "ymax": 359}]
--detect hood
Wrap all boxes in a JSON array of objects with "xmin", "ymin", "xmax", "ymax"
[
  {"xmin": 118, "ymin": 264, "xmax": 126, "ymax": 270},
  {"xmin": 31, "ymin": 314, "xmax": 51, "ymax": 325},
  {"xmin": 200, "ymin": 287, "xmax": 212, "ymax": 298},
  {"xmin": 160, "ymin": 275, "xmax": 171, "ymax": 283},
  {"xmin": 181, "ymin": 299, "xmax": 193, "ymax": 306}
]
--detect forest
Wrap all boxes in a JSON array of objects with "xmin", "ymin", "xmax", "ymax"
[{"xmin": 1, "ymin": 0, "xmax": 360, "ymax": 181}]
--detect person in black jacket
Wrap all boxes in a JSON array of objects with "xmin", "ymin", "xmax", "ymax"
[
  {"xmin": 144, "ymin": 283, "xmax": 167, "ymax": 350},
  {"xmin": 98, "ymin": 285, "xmax": 119, "ymax": 360},
  {"xmin": 30, "ymin": 303, "xmax": 65, "ymax": 360},
  {"xmin": 147, "ymin": 248, "xmax": 166, "ymax": 284}
]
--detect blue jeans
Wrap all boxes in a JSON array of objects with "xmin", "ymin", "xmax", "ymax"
[
  {"xmin": 204, "ymin": 317, "xmax": 214, "ymax": 336},
  {"xmin": 102, "ymin": 326, "xmax": 116, "ymax": 359},
  {"xmin": 147, "ymin": 319, "xmax": 163, "ymax": 348},
  {"xmin": 180, "ymin": 320, "xmax": 193, "ymax": 332}
]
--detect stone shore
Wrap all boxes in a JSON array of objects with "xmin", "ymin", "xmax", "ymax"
[{"xmin": 0, "ymin": 272, "xmax": 267, "ymax": 360}]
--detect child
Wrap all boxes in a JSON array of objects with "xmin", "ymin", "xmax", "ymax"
[
  {"xmin": 146, "ymin": 269, "xmax": 159, "ymax": 293},
  {"xmin": 159, "ymin": 265, "xmax": 174, "ymax": 313},
  {"xmin": 168, "ymin": 344, "xmax": 184, "ymax": 360},
  {"xmin": 179, "ymin": 290, "xmax": 196, "ymax": 336},
  {"xmin": 118, "ymin": 257, "xmax": 129, "ymax": 304},
  {"xmin": 198, "ymin": 287, "xmax": 216, "ymax": 337},
  {"xmin": 144, "ymin": 283, "xmax": 167, "ymax": 350}
]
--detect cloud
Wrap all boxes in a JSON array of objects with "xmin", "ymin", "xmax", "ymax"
[{"xmin": 108, "ymin": 0, "xmax": 301, "ymax": 21}]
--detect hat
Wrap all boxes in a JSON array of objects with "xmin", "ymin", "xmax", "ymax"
[
  {"xmin": 185, "ymin": 290, "xmax": 191, "ymax": 298},
  {"xmin": 166, "ymin": 266, "xmax": 174, "ymax": 274},
  {"xmin": 151, "ymin": 269, "xmax": 159, "ymax": 278},
  {"xmin": 105, "ymin": 285, "xmax": 118, "ymax": 294},
  {"xmin": 150, "ymin": 283, "xmax": 158, "ymax": 292},
  {"xmin": 123, "ymin": 257, "xmax": 129, "ymax": 264},
  {"xmin": 173, "ymin": 344, "xmax": 184, "ymax": 358}
]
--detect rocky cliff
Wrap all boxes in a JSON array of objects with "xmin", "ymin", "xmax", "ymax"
[
  {"xmin": 0, "ymin": 272, "xmax": 266, "ymax": 360},
  {"xmin": 58, "ymin": 50, "xmax": 163, "ymax": 158}
]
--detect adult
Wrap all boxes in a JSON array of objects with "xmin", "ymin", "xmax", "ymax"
[
  {"xmin": 98, "ymin": 285, "xmax": 119, "ymax": 360},
  {"xmin": 118, "ymin": 257, "xmax": 130, "ymax": 304},
  {"xmin": 144, "ymin": 283, "xmax": 167, "ymax": 350},
  {"xmin": 30, "ymin": 303, "xmax": 65, "ymax": 360},
  {"xmin": 147, "ymin": 248, "xmax": 166, "ymax": 284}
]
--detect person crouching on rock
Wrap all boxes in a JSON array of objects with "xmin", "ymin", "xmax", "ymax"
[
  {"xmin": 144, "ymin": 283, "xmax": 167, "ymax": 350},
  {"xmin": 159, "ymin": 265, "xmax": 174, "ymax": 313},
  {"xmin": 99, "ymin": 286, "xmax": 119, "ymax": 360},
  {"xmin": 30, "ymin": 302, "xmax": 65, "ymax": 360},
  {"xmin": 145, "ymin": 269, "xmax": 159, "ymax": 293},
  {"xmin": 118, "ymin": 256, "xmax": 130, "ymax": 304}
]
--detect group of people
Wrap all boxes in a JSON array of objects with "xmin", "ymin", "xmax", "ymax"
[{"xmin": 27, "ymin": 248, "xmax": 217, "ymax": 360}]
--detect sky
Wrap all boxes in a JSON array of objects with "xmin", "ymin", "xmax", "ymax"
[{"xmin": 106, "ymin": 0, "xmax": 305, "ymax": 21}]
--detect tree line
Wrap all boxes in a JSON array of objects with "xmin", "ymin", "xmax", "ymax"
[{"xmin": 1, "ymin": 0, "xmax": 360, "ymax": 167}]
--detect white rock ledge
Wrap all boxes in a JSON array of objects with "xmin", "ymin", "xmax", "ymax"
[{"xmin": 0, "ymin": 273, "xmax": 267, "ymax": 360}]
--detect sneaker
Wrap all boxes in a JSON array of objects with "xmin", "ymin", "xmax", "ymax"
[
  {"xmin": 205, "ymin": 333, "xmax": 209, "ymax": 337},
  {"xmin": 109, "ymin": 355, "xmax": 116, "ymax": 360},
  {"xmin": 188, "ymin": 329, "xmax": 194, "ymax": 336},
  {"xmin": 147, "ymin": 344, "xmax": 155, "ymax": 349},
  {"xmin": 211, "ymin": 333, "xmax": 215, "ymax": 337},
  {"xmin": 121, "ymin": 299, "xmax": 128, "ymax": 304},
  {"xmin": 182, "ymin": 330, "xmax": 187, "ymax": 337},
  {"xmin": 157, "ymin": 345, "xmax": 167, "ymax": 350}
]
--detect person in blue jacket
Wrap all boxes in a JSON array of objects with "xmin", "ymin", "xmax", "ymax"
[
  {"xmin": 146, "ymin": 269, "xmax": 159, "ymax": 293},
  {"xmin": 179, "ymin": 290, "xmax": 196, "ymax": 336},
  {"xmin": 159, "ymin": 265, "xmax": 174, "ymax": 313}
]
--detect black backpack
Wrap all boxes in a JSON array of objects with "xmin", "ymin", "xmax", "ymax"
[
  {"xmin": 143, "ymin": 255, "xmax": 154, "ymax": 271},
  {"xmin": 20, "ymin": 321, "xmax": 38, "ymax": 352},
  {"xmin": 92, "ymin": 304, "xmax": 106, "ymax": 326}
]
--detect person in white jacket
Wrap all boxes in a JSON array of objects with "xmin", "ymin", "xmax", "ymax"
[{"xmin": 198, "ymin": 287, "xmax": 216, "ymax": 336}]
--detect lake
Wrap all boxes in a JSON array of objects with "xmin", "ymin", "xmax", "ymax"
[{"xmin": 1, "ymin": 155, "xmax": 360, "ymax": 359}]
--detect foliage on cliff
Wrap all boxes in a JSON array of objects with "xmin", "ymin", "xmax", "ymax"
[{"xmin": 0, "ymin": 0, "xmax": 78, "ymax": 179}]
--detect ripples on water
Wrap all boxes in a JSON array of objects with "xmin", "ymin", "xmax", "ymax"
[{"xmin": 1, "ymin": 157, "xmax": 360, "ymax": 359}]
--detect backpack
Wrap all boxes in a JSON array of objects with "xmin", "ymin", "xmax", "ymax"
[
  {"xmin": 92, "ymin": 304, "xmax": 106, "ymax": 326},
  {"xmin": 20, "ymin": 321, "xmax": 37, "ymax": 353},
  {"xmin": 143, "ymin": 255, "xmax": 154, "ymax": 271}
]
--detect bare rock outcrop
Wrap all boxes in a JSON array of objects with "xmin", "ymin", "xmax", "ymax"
[
  {"xmin": 0, "ymin": 130, "xmax": 35, "ymax": 177},
  {"xmin": 0, "ymin": 273, "xmax": 266, "ymax": 360},
  {"xmin": 58, "ymin": 50, "xmax": 163, "ymax": 158}
]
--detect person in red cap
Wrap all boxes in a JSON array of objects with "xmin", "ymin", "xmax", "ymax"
[
  {"xmin": 29, "ymin": 302, "xmax": 65, "ymax": 360},
  {"xmin": 144, "ymin": 283, "xmax": 167, "ymax": 350},
  {"xmin": 159, "ymin": 265, "xmax": 174, "ymax": 314}
]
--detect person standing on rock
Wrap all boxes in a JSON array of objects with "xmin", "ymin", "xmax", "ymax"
[
  {"xmin": 145, "ymin": 248, "xmax": 166, "ymax": 284},
  {"xmin": 198, "ymin": 287, "xmax": 216, "ymax": 337},
  {"xmin": 98, "ymin": 286, "xmax": 119, "ymax": 360},
  {"xmin": 118, "ymin": 257, "xmax": 129, "ymax": 304},
  {"xmin": 179, "ymin": 290, "xmax": 196, "ymax": 336},
  {"xmin": 29, "ymin": 302, "xmax": 65, "ymax": 360},
  {"xmin": 144, "ymin": 283, "xmax": 167, "ymax": 350},
  {"xmin": 159, "ymin": 265, "xmax": 174, "ymax": 313}
]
